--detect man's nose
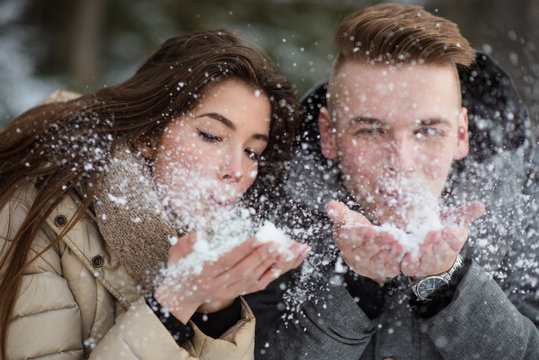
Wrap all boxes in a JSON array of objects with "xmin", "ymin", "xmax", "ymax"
[
  {"xmin": 387, "ymin": 134, "xmax": 415, "ymax": 173},
  {"xmin": 218, "ymin": 150, "xmax": 244, "ymax": 182}
]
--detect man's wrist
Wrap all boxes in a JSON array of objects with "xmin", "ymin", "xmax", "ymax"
[
  {"xmin": 410, "ymin": 256, "xmax": 471, "ymax": 318},
  {"xmin": 410, "ymin": 254, "xmax": 464, "ymax": 301},
  {"xmin": 410, "ymin": 254, "xmax": 459, "ymax": 282},
  {"xmin": 345, "ymin": 269, "xmax": 391, "ymax": 319}
]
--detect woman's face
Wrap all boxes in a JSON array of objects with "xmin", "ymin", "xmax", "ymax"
[{"xmin": 149, "ymin": 79, "xmax": 271, "ymax": 229}]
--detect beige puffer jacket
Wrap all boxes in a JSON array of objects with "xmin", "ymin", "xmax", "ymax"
[{"xmin": 0, "ymin": 182, "xmax": 255, "ymax": 359}]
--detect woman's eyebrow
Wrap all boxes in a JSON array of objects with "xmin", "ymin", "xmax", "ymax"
[
  {"xmin": 196, "ymin": 112, "xmax": 269, "ymax": 142},
  {"xmin": 197, "ymin": 112, "xmax": 235, "ymax": 129}
]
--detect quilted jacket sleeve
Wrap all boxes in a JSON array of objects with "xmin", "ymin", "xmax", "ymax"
[
  {"xmin": 1, "ymin": 188, "xmax": 255, "ymax": 360},
  {"xmin": 90, "ymin": 297, "xmax": 255, "ymax": 360}
]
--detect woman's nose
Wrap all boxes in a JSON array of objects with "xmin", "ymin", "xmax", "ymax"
[{"xmin": 218, "ymin": 151, "xmax": 244, "ymax": 182}]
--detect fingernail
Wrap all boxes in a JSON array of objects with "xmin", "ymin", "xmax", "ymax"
[
  {"xmin": 266, "ymin": 244, "xmax": 277, "ymax": 253},
  {"xmin": 295, "ymin": 243, "xmax": 308, "ymax": 252},
  {"xmin": 271, "ymin": 267, "xmax": 282, "ymax": 279}
]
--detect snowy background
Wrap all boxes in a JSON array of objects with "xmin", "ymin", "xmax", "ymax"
[{"xmin": 0, "ymin": 0, "xmax": 538, "ymax": 139}]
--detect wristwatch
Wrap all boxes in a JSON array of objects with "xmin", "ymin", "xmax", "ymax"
[{"xmin": 410, "ymin": 254, "xmax": 464, "ymax": 301}]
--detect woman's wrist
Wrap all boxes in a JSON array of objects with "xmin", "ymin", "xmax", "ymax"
[
  {"xmin": 145, "ymin": 294, "xmax": 195, "ymax": 346},
  {"xmin": 196, "ymin": 298, "xmax": 235, "ymax": 313},
  {"xmin": 191, "ymin": 298, "xmax": 242, "ymax": 339},
  {"xmin": 154, "ymin": 287, "xmax": 201, "ymax": 325}
]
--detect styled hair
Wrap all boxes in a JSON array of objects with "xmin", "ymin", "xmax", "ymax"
[
  {"xmin": 326, "ymin": 4, "xmax": 476, "ymax": 115},
  {"xmin": 0, "ymin": 29, "xmax": 299, "ymax": 357},
  {"xmin": 333, "ymin": 3, "xmax": 475, "ymax": 69}
]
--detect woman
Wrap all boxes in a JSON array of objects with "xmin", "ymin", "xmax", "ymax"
[{"xmin": 0, "ymin": 30, "xmax": 309, "ymax": 359}]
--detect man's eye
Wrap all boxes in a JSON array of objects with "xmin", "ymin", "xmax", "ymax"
[
  {"xmin": 415, "ymin": 128, "xmax": 443, "ymax": 137},
  {"xmin": 354, "ymin": 128, "xmax": 384, "ymax": 135},
  {"xmin": 245, "ymin": 149, "xmax": 260, "ymax": 161},
  {"xmin": 197, "ymin": 129, "xmax": 222, "ymax": 143}
]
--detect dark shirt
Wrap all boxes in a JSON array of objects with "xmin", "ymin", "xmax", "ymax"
[{"xmin": 146, "ymin": 295, "xmax": 242, "ymax": 346}]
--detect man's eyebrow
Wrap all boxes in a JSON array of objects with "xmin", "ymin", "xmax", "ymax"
[
  {"xmin": 196, "ymin": 112, "xmax": 269, "ymax": 142},
  {"xmin": 346, "ymin": 117, "xmax": 383, "ymax": 127},
  {"xmin": 417, "ymin": 118, "xmax": 451, "ymax": 126}
]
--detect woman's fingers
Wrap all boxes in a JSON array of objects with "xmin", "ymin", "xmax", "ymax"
[
  {"xmin": 212, "ymin": 241, "xmax": 277, "ymax": 277},
  {"xmin": 167, "ymin": 233, "xmax": 197, "ymax": 263},
  {"xmin": 217, "ymin": 240, "xmax": 309, "ymax": 282},
  {"xmin": 243, "ymin": 266, "xmax": 281, "ymax": 294},
  {"xmin": 288, "ymin": 244, "xmax": 311, "ymax": 269},
  {"xmin": 208, "ymin": 237, "xmax": 265, "ymax": 273},
  {"xmin": 164, "ymin": 230, "xmax": 312, "ymax": 304},
  {"xmin": 210, "ymin": 239, "xmax": 310, "ymax": 297}
]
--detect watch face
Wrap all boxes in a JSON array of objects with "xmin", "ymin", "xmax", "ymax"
[{"xmin": 416, "ymin": 277, "xmax": 447, "ymax": 299}]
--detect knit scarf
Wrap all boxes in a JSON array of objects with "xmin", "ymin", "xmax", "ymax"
[{"xmin": 93, "ymin": 144, "xmax": 177, "ymax": 291}]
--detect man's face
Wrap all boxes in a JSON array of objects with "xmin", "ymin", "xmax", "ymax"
[{"xmin": 319, "ymin": 61, "xmax": 469, "ymax": 228}]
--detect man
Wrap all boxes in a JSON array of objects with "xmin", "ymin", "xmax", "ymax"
[{"xmin": 246, "ymin": 3, "xmax": 538, "ymax": 359}]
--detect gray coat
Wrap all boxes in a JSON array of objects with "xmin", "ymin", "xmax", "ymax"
[{"xmin": 245, "ymin": 52, "xmax": 538, "ymax": 359}]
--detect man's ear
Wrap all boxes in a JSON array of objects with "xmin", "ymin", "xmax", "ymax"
[
  {"xmin": 319, "ymin": 107, "xmax": 339, "ymax": 159},
  {"xmin": 453, "ymin": 107, "xmax": 469, "ymax": 160},
  {"xmin": 133, "ymin": 134, "xmax": 157, "ymax": 160}
]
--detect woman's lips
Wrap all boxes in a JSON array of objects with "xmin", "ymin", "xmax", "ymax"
[{"xmin": 209, "ymin": 195, "xmax": 234, "ymax": 208}]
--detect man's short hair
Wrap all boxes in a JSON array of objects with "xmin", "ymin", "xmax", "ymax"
[
  {"xmin": 333, "ymin": 3, "xmax": 476, "ymax": 69},
  {"xmin": 327, "ymin": 4, "xmax": 476, "ymax": 116}
]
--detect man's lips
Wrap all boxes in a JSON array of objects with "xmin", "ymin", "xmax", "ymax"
[
  {"xmin": 377, "ymin": 188, "xmax": 404, "ymax": 198},
  {"xmin": 376, "ymin": 188, "xmax": 418, "ymax": 205}
]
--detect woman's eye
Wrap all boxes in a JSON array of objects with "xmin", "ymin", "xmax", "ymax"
[
  {"xmin": 197, "ymin": 129, "xmax": 222, "ymax": 143},
  {"xmin": 245, "ymin": 149, "xmax": 260, "ymax": 161}
]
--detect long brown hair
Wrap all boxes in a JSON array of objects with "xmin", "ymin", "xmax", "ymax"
[{"xmin": 0, "ymin": 29, "xmax": 299, "ymax": 357}]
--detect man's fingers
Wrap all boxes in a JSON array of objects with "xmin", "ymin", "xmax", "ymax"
[
  {"xmin": 334, "ymin": 225, "xmax": 375, "ymax": 250},
  {"xmin": 326, "ymin": 201, "xmax": 371, "ymax": 227},
  {"xmin": 442, "ymin": 226, "xmax": 468, "ymax": 251},
  {"xmin": 401, "ymin": 253, "xmax": 420, "ymax": 274},
  {"xmin": 442, "ymin": 201, "xmax": 485, "ymax": 226},
  {"xmin": 460, "ymin": 201, "xmax": 486, "ymax": 226}
]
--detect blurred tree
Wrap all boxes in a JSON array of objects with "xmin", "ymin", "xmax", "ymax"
[
  {"xmin": 68, "ymin": 0, "xmax": 104, "ymax": 89},
  {"xmin": 0, "ymin": 0, "xmax": 537, "ymax": 138}
]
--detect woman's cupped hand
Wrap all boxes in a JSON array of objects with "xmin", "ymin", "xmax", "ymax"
[{"xmin": 154, "ymin": 233, "xmax": 310, "ymax": 324}]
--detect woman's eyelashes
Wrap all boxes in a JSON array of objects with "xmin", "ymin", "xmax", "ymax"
[
  {"xmin": 245, "ymin": 149, "xmax": 260, "ymax": 161},
  {"xmin": 197, "ymin": 128, "xmax": 262, "ymax": 161},
  {"xmin": 197, "ymin": 128, "xmax": 222, "ymax": 143}
]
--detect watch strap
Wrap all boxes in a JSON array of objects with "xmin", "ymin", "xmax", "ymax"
[
  {"xmin": 410, "ymin": 256, "xmax": 472, "ymax": 318},
  {"xmin": 411, "ymin": 254, "xmax": 464, "ymax": 300}
]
